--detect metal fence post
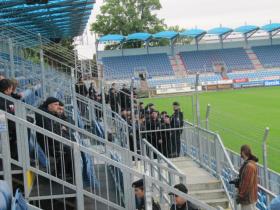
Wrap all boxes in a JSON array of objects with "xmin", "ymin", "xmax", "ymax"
[
  {"xmin": 214, "ymin": 135, "xmax": 221, "ymax": 177},
  {"xmin": 71, "ymin": 68, "xmax": 79, "ymax": 127},
  {"xmin": 73, "ymin": 144, "xmax": 85, "ymax": 210},
  {"xmin": 0, "ymin": 111, "xmax": 12, "ymax": 190},
  {"xmin": 205, "ymin": 104, "xmax": 211, "ymax": 130},
  {"xmin": 144, "ymin": 175, "xmax": 153, "ymax": 210},
  {"xmin": 38, "ymin": 34, "xmax": 46, "ymax": 100},
  {"xmin": 8, "ymin": 38, "xmax": 15, "ymax": 78},
  {"xmin": 262, "ymin": 127, "xmax": 270, "ymax": 190},
  {"xmin": 14, "ymin": 101, "xmax": 30, "ymax": 198},
  {"xmin": 195, "ymin": 73, "xmax": 201, "ymax": 127},
  {"xmin": 100, "ymin": 79, "xmax": 108, "ymax": 142},
  {"xmin": 130, "ymin": 78, "xmax": 138, "ymax": 160}
]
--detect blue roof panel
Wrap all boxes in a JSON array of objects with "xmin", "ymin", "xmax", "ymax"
[
  {"xmin": 153, "ymin": 31, "xmax": 178, "ymax": 39},
  {"xmin": 207, "ymin": 27, "xmax": 233, "ymax": 36},
  {"xmin": 235, "ymin": 25, "xmax": 259, "ymax": 34},
  {"xmin": 261, "ymin": 23, "xmax": 280, "ymax": 32},
  {"xmin": 180, "ymin": 29, "xmax": 206, "ymax": 38},
  {"xmin": 0, "ymin": 0, "xmax": 95, "ymax": 39},
  {"xmin": 99, "ymin": 34, "xmax": 125, "ymax": 42}
]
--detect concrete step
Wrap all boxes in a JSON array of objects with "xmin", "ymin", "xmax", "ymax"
[
  {"xmin": 187, "ymin": 180, "xmax": 222, "ymax": 191},
  {"xmin": 171, "ymin": 156, "xmax": 230, "ymax": 209},
  {"xmin": 202, "ymin": 198, "xmax": 229, "ymax": 209},
  {"xmin": 189, "ymin": 189, "xmax": 227, "ymax": 200}
]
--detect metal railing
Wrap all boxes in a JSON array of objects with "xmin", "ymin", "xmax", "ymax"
[
  {"xmin": 0, "ymin": 108, "xmax": 217, "ymax": 210},
  {"xmin": 181, "ymin": 121, "xmax": 277, "ymax": 209}
]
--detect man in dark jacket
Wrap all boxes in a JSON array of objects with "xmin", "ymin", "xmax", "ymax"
[
  {"xmin": 35, "ymin": 97, "xmax": 73, "ymax": 179},
  {"xmin": 132, "ymin": 179, "xmax": 161, "ymax": 210},
  {"xmin": 119, "ymin": 84, "xmax": 131, "ymax": 110},
  {"xmin": 75, "ymin": 77, "xmax": 88, "ymax": 97},
  {"xmin": 170, "ymin": 102, "xmax": 184, "ymax": 157},
  {"xmin": 145, "ymin": 110, "xmax": 161, "ymax": 151},
  {"xmin": 88, "ymin": 82, "xmax": 97, "ymax": 100},
  {"xmin": 169, "ymin": 184, "xmax": 198, "ymax": 210},
  {"xmin": 0, "ymin": 79, "xmax": 18, "ymax": 159},
  {"xmin": 160, "ymin": 115, "xmax": 172, "ymax": 157},
  {"xmin": 108, "ymin": 83, "xmax": 119, "ymax": 115},
  {"xmin": 75, "ymin": 77, "xmax": 88, "ymax": 115}
]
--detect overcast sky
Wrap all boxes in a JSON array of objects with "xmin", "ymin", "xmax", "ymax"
[{"xmin": 76, "ymin": 0, "xmax": 280, "ymax": 58}]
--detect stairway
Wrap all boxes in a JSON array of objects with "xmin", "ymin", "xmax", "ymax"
[
  {"xmin": 245, "ymin": 48, "xmax": 263, "ymax": 70},
  {"xmin": 171, "ymin": 157, "xmax": 230, "ymax": 209},
  {"xmin": 169, "ymin": 55, "xmax": 187, "ymax": 76}
]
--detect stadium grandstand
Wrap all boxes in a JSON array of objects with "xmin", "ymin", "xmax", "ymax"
[{"xmin": 0, "ymin": 1, "xmax": 279, "ymax": 210}]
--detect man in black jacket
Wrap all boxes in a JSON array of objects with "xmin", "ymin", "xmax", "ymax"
[
  {"xmin": 35, "ymin": 97, "xmax": 64, "ymax": 171},
  {"xmin": 145, "ymin": 110, "xmax": 161, "ymax": 151},
  {"xmin": 160, "ymin": 115, "xmax": 172, "ymax": 157},
  {"xmin": 0, "ymin": 79, "xmax": 18, "ymax": 159},
  {"xmin": 132, "ymin": 179, "xmax": 161, "ymax": 210},
  {"xmin": 170, "ymin": 102, "xmax": 184, "ymax": 157},
  {"xmin": 119, "ymin": 84, "xmax": 131, "ymax": 111},
  {"xmin": 169, "ymin": 184, "xmax": 198, "ymax": 210},
  {"xmin": 108, "ymin": 83, "xmax": 119, "ymax": 115}
]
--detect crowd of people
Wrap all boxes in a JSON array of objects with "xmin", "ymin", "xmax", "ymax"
[{"xmin": 1, "ymin": 75, "xmax": 280, "ymax": 210}]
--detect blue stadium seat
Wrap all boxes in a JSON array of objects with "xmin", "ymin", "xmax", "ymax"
[
  {"xmin": 180, "ymin": 48, "xmax": 254, "ymax": 72},
  {"xmin": 252, "ymin": 45, "xmax": 280, "ymax": 68},
  {"xmin": 102, "ymin": 53, "xmax": 174, "ymax": 79}
]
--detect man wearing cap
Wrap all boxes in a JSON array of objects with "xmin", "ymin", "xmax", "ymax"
[
  {"xmin": 169, "ymin": 184, "xmax": 198, "ymax": 210},
  {"xmin": 132, "ymin": 179, "xmax": 161, "ymax": 210},
  {"xmin": 170, "ymin": 102, "xmax": 184, "ymax": 157}
]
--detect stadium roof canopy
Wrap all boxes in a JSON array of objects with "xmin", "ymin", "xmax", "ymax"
[
  {"xmin": 235, "ymin": 25, "xmax": 259, "ymax": 34},
  {"xmin": 153, "ymin": 31, "xmax": 178, "ymax": 40},
  {"xmin": 98, "ymin": 23, "xmax": 280, "ymax": 45},
  {"xmin": 127, "ymin": 33, "xmax": 152, "ymax": 41},
  {"xmin": 180, "ymin": 29, "xmax": 206, "ymax": 38},
  {"xmin": 261, "ymin": 23, "xmax": 280, "ymax": 32},
  {"xmin": 0, "ymin": 0, "xmax": 95, "ymax": 39},
  {"xmin": 98, "ymin": 34, "xmax": 125, "ymax": 42},
  {"xmin": 207, "ymin": 27, "xmax": 233, "ymax": 36}
]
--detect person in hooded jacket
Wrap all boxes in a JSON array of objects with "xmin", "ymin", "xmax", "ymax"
[{"xmin": 235, "ymin": 145, "xmax": 258, "ymax": 210}]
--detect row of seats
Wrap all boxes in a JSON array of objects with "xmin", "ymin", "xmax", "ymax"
[
  {"xmin": 228, "ymin": 70, "xmax": 280, "ymax": 80},
  {"xmin": 147, "ymin": 69, "xmax": 280, "ymax": 87},
  {"xmin": 148, "ymin": 74, "xmax": 222, "ymax": 87},
  {"xmin": 102, "ymin": 45, "xmax": 280, "ymax": 79},
  {"xmin": 180, "ymin": 48, "xmax": 254, "ymax": 72},
  {"xmin": 252, "ymin": 45, "xmax": 280, "ymax": 68},
  {"xmin": 102, "ymin": 53, "xmax": 174, "ymax": 80}
]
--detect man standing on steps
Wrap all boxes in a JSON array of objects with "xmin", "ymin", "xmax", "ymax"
[
  {"xmin": 171, "ymin": 102, "xmax": 184, "ymax": 157},
  {"xmin": 132, "ymin": 179, "xmax": 161, "ymax": 210},
  {"xmin": 236, "ymin": 145, "xmax": 258, "ymax": 210},
  {"xmin": 169, "ymin": 184, "xmax": 198, "ymax": 210}
]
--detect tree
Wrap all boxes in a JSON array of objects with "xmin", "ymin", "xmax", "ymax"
[
  {"xmin": 167, "ymin": 25, "xmax": 193, "ymax": 45},
  {"xmin": 91, "ymin": 0, "xmax": 166, "ymax": 36}
]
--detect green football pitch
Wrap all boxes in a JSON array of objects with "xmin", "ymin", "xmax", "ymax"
[{"xmin": 143, "ymin": 86, "xmax": 280, "ymax": 173}]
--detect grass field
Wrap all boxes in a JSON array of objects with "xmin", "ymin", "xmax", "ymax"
[{"xmin": 143, "ymin": 86, "xmax": 280, "ymax": 172}]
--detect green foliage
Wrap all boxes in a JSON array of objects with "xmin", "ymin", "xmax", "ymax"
[{"xmin": 91, "ymin": 0, "xmax": 166, "ymax": 36}]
